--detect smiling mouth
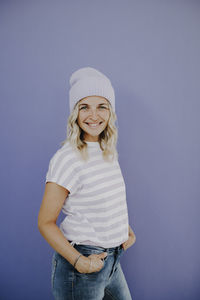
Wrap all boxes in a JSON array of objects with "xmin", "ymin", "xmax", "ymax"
[{"xmin": 84, "ymin": 122, "xmax": 103, "ymax": 128}]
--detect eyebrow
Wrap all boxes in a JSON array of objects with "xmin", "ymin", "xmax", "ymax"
[{"xmin": 79, "ymin": 103, "xmax": 109, "ymax": 107}]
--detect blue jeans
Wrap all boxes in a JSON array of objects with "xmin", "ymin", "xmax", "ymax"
[{"xmin": 51, "ymin": 243, "xmax": 132, "ymax": 300}]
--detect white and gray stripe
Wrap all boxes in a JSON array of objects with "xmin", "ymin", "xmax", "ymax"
[{"xmin": 45, "ymin": 141, "xmax": 129, "ymax": 248}]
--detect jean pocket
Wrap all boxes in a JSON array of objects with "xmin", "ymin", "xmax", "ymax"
[{"xmin": 74, "ymin": 249, "xmax": 108, "ymax": 275}]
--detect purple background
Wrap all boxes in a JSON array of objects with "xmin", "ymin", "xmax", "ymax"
[{"xmin": 1, "ymin": 1, "xmax": 200, "ymax": 299}]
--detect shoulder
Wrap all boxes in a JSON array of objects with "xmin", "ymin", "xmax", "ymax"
[
  {"xmin": 48, "ymin": 141, "xmax": 82, "ymax": 169},
  {"xmin": 45, "ymin": 141, "xmax": 82, "ymax": 193}
]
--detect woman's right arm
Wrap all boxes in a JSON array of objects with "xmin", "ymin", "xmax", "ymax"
[{"xmin": 38, "ymin": 182, "xmax": 106, "ymax": 273}]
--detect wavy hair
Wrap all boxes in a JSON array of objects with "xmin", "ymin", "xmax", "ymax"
[{"xmin": 60, "ymin": 99, "xmax": 118, "ymax": 162}]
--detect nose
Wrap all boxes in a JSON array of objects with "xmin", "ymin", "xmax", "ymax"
[{"xmin": 89, "ymin": 108, "xmax": 98, "ymax": 120}]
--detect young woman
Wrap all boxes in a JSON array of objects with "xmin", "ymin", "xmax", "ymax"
[{"xmin": 38, "ymin": 67, "xmax": 136, "ymax": 300}]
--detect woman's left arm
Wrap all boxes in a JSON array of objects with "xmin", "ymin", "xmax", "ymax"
[{"xmin": 122, "ymin": 225, "xmax": 136, "ymax": 251}]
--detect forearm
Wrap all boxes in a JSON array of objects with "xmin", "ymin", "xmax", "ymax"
[{"xmin": 38, "ymin": 222, "xmax": 82, "ymax": 266}]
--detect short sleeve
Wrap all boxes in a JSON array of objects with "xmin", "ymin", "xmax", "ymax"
[{"xmin": 45, "ymin": 147, "xmax": 81, "ymax": 195}]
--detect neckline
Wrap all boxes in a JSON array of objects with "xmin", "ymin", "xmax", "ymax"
[
  {"xmin": 85, "ymin": 141, "xmax": 100, "ymax": 148},
  {"xmin": 85, "ymin": 141, "xmax": 99, "ymax": 143}
]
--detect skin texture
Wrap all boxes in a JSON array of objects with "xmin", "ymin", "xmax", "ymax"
[{"xmin": 38, "ymin": 95, "xmax": 136, "ymax": 273}]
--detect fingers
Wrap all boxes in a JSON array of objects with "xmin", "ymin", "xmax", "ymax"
[
  {"xmin": 93, "ymin": 255, "xmax": 104, "ymax": 268},
  {"xmin": 89, "ymin": 252, "xmax": 107, "ymax": 260},
  {"xmin": 87, "ymin": 254, "xmax": 106, "ymax": 273},
  {"xmin": 98, "ymin": 252, "xmax": 108, "ymax": 260}
]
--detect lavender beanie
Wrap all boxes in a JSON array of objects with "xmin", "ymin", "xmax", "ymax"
[{"xmin": 69, "ymin": 67, "xmax": 115, "ymax": 113}]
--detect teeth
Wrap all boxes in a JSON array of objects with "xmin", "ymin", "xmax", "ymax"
[
  {"xmin": 89, "ymin": 123, "xmax": 99, "ymax": 127},
  {"xmin": 86, "ymin": 122, "xmax": 102, "ymax": 127}
]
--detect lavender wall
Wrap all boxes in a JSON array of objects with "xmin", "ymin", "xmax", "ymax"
[{"xmin": 1, "ymin": 1, "xmax": 199, "ymax": 299}]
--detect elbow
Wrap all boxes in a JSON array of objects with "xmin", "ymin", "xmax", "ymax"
[
  {"xmin": 38, "ymin": 217, "xmax": 56, "ymax": 233},
  {"xmin": 38, "ymin": 221, "xmax": 48, "ymax": 236},
  {"xmin": 37, "ymin": 214, "xmax": 46, "ymax": 233},
  {"xmin": 38, "ymin": 213, "xmax": 44, "ymax": 231},
  {"xmin": 37, "ymin": 209, "xmax": 57, "ymax": 233},
  {"xmin": 38, "ymin": 219, "xmax": 45, "ymax": 233}
]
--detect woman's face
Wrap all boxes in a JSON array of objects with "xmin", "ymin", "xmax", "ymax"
[{"xmin": 77, "ymin": 96, "xmax": 110, "ymax": 142}]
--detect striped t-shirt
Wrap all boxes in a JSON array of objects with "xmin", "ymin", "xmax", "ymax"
[{"xmin": 45, "ymin": 140, "xmax": 129, "ymax": 248}]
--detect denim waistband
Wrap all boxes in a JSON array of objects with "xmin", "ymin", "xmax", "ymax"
[{"xmin": 68, "ymin": 240, "xmax": 123, "ymax": 252}]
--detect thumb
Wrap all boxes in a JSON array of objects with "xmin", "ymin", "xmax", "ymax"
[{"xmin": 98, "ymin": 252, "xmax": 108, "ymax": 260}]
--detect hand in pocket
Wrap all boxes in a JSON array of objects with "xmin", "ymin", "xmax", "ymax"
[{"xmin": 75, "ymin": 251, "xmax": 108, "ymax": 274}]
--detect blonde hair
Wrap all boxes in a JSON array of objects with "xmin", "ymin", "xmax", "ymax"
[{"xmin": 60, "ymin": 100, "xmax": 118, "ymax": 162}]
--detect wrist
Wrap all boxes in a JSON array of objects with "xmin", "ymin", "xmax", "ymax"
[
  {"xmin": 73, "ymin": 253, "xmax": 82, "ymax": 269},
  {"xmin": 74, "ymin": 255, "xmax": 88, "ymax": 271}
]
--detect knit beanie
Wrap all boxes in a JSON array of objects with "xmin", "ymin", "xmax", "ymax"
[{"xmin": 69, "ymin": 67, "xmax": 115, "ymax": 113}]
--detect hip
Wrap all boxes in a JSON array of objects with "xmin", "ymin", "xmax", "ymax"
[{"xmin": 51, "ymin": 243, "xmax": 125, "ymax": 299}]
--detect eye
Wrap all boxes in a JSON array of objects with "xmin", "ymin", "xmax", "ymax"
[
  {"xmin": 99, "ymin": 106, "xmax": 108, "ymax": 110},
  {"xmin": 79, "ymin": 106, "xmax": 87, "ymax": 110}
]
